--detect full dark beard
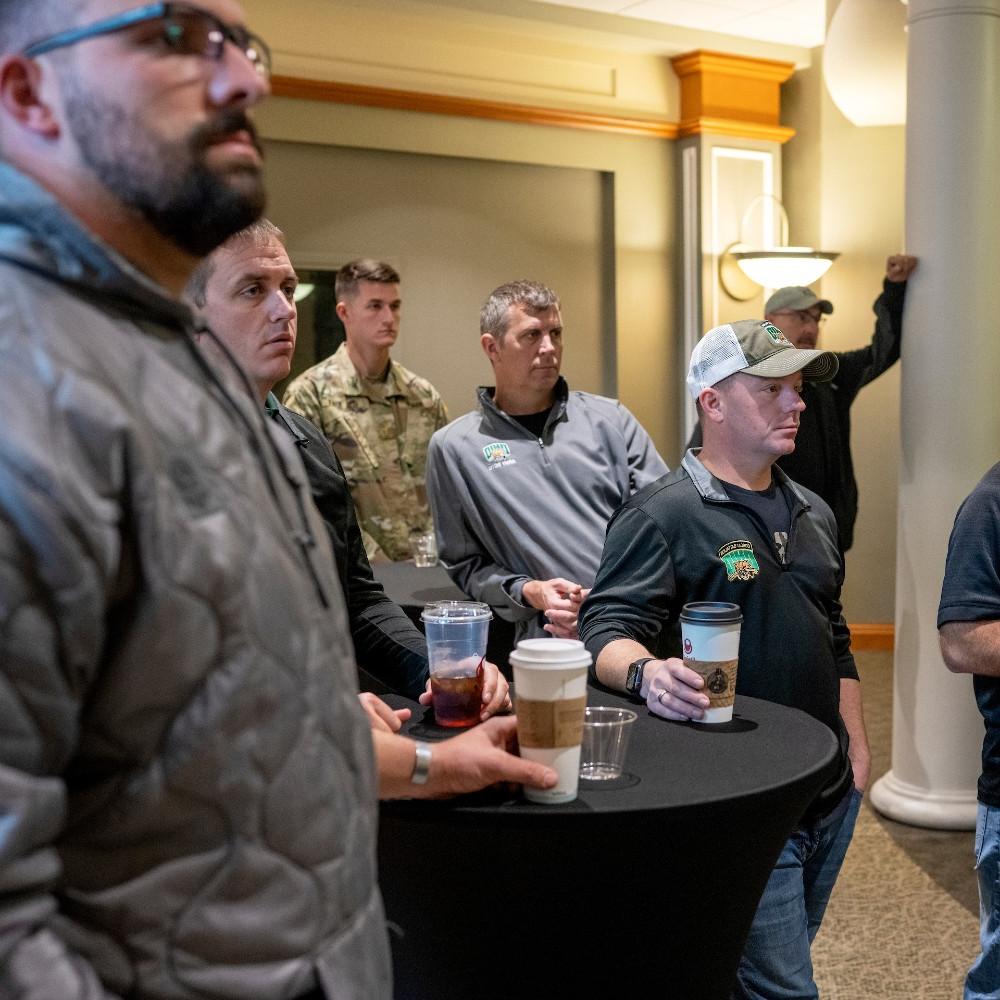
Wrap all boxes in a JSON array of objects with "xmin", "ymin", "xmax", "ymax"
[{"xmin": 64, "ymin": 86, "xmax": 266, "ymax": 257}]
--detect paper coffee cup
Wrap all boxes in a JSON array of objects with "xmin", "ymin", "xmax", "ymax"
[
  {"xmin": 679, "ymin": 602, "xmax": 742, "ymax": 723},
  {"xmin": 510, "ymin": 638, "xmax": 590, "ymax": 804}
]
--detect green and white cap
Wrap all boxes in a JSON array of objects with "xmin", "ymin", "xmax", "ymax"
[{"xmin": 686, "ymin": 319, "xmax": 839, "ymax": 400}]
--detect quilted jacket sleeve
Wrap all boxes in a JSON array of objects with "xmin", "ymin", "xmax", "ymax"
[{"xmin": 0, "ymin": 514, "xmax": 120, "ymax": 999}]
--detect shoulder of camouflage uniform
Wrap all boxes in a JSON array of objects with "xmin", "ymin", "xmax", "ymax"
[
  {"xmin": 390, "ymin": 359, "xmax": 444, "ymax": 408},
  {"xmin": 293, "ymin": 353, "xmax": 361, "ymax": 396}
]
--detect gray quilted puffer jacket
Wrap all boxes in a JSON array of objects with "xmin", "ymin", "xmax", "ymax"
[{"xmin": 0, "ymin": 164, "xmax": 391, "ymax": 999}]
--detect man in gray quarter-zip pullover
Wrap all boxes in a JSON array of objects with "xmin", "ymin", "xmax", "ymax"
[{"xmin": 425, "ymin": 280, "xmax": 668, "ymax": 643}]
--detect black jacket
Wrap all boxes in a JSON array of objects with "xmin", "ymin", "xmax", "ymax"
[
  {"xmin": 688, "ymin": 279, "xmax": 907, "ymax": 551},
  {"xmin": 267, "ymin": 395, "xmax": 429, "ymax": 697},
  {"xmin": 579, "ymin": 452, "xmax": 857, "ymax": 816}
]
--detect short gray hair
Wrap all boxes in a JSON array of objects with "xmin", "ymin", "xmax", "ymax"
[
  {"xmin": 480, "ymin": 280, "xmax": 560, "ymax": 339},
  {"xmin": 186, "ymin": 219, "xmax": 285, "ymax": 307}
]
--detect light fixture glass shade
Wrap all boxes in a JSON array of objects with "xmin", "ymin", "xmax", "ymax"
[
  {"xmin": 823, "ymin": 0, "xmax": 907, "ymax": 127},
  {"xmin": 293, "ymin": 283, "xmax": 316, "ymax": 303},
  {"xmin": 718, "ymin": 195, "xmax": 840, "ymax": 300},
  {"xmin": 734, "ymin": 249, "xmax": 839, "ymax": 289}
]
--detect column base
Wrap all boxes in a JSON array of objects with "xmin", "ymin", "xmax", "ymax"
[{"xmin": 870, "ymin": 770, "xmax": 977, "ymax": 830}]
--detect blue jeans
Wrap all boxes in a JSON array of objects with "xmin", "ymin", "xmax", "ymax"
[
  {"xmin": 966, "ymin": 803, "xmax": 1000, "ymax": 1000},
  {"xmin": 734, "ymin": 786, "xmax": 862, "ymax": 1000}
]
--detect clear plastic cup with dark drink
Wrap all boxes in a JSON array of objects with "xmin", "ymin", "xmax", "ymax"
[{"xmin": 421, "ymin": 601, "xmax": 492, "ymax": 728}]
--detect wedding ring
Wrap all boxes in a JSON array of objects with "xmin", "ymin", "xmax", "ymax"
[{"xmin": 657, "ymin": 690, "xmax": 669, "ymax": 706}]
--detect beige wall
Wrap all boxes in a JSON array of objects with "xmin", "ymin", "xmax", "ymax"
[
  {"xmin": 263, "ymin": 139, "xmax": 608, "ymax": 419},
  {"xmin": 782, "ymin": 55, "xmax": 906, "ymax": 623},
  {"xmin": 257, "ymin": 97, "xmax": 677, "ymax": 456},
  {"xmin": 241, "ymin": 0, "xmax": 813, "ymax": 457}
]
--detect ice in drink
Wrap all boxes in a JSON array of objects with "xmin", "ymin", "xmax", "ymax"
[{"xmin": 430, "ymin": 664, "xmax": 484, "ymax": 728}]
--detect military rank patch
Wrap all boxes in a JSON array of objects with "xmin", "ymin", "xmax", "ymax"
[{"xmin": 718, "ymin": 539, "xmax": 760, "ymax": 581}]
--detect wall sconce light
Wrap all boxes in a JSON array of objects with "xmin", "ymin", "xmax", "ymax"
[
  {"xmin": 293, "ymin": 283, "xmax": 316, "ymax": 303},
  {"xmin": 719, "ymin": 194, "xmax": 839, "ymax": 301}
]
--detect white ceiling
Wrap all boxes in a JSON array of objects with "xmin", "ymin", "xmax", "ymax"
[{"xmin": 528, "ymin": 0, "xmax": 826, "ymax": 48}]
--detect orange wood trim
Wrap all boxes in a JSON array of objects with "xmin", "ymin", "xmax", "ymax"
[
  {"xmin": 670, "ymin": 49, "xmax": 795, "ymax": 142},
  {"xmin": 270, "ymin": 76, "xmax": 679, "ymax": 139},
  {"xmin": 676, "ymin": 117, "xmax": 796, "ymax": 144},
  {"xmin": 671, "ymin": 50, "xmax": 797, "ymax": 86},
  {"xmin": 850, "ymin": 624, "xmax": 894, "ymax": 652}
]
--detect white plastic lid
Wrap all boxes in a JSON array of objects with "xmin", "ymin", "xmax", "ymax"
[{"xmin": 508, "ymin": 637, "xmax": 592, "ymax": 668}]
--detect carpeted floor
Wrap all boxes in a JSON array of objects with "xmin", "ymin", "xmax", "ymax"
[{"xmin": 811, "ymin": 651, "xmax": 980, "ymax": 999}]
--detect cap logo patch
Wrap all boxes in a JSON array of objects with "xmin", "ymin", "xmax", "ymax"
[
  {"xmin": 763, "ymin": 323, "xmax": 790, "ymax": 346},
  {"xmin": 718, "ymin": 539, "xmax": 760, "ymax": 581}
]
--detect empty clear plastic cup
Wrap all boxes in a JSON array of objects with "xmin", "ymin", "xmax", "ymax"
[{"xmin": 579, "ymin": 706, "xmax": 637, "ymax": 780}]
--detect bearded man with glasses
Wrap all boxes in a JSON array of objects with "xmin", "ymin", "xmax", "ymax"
[{"xmin": 0, "ymin": 3, "xmax": 554, "ymax": 999}]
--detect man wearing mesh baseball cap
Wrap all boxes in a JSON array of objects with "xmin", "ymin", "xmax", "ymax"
[
  {"xmin": 580, "ymin": 319, "xmax": 870, "ymax": 999},
  {"xmin": 688, "ymin": 254, "xmax": 917, "ymax": 552}
]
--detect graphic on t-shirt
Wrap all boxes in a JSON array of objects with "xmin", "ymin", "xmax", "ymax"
[
  {"xmin": 718, "ymin": 539, "xmax": 760, "ymax": 581},
  {"xmin": 774, "ymin": 530, "xmax": 788, "ymax": 563}
]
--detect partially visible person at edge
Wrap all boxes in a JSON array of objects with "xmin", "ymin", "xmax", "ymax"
[
  {"xmin": 687, "ymin": 254, "xmax": 918, "ymax": 552},
  {"xmin": 425, "ymin": 279, "xmax": 668, "ymax": 643},
  {"xmin": 187, "ymin": 218, "xmax": 510, "ymax": 720},
  {"xmin": 0, "ymin": 3, "xmax": 553, "ymax": 999},
  {"xmin": 283, "ymin": 258, "xmax": 448, "ymax": 562},
  {"xmin": 580, "ymin": 319, "xmax": 870, "ymax": 999},
  {"xmin": 938, "ymin": 464, "xmax": 1000, "ymax": 1000}
]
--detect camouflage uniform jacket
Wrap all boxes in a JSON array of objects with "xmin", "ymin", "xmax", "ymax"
[{"xmin": 283, "ymin": 343, "xmax": 448, "ymax": 561}]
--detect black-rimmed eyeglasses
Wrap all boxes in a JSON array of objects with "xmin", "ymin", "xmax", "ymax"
[{"xmin": 23, "ymin": 2, "xmax": 271, "ymax": 79}]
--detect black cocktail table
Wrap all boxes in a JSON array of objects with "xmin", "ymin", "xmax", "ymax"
[{"xmin": 378, "ymin": 689, "xmax": 839, "ymax": 999}]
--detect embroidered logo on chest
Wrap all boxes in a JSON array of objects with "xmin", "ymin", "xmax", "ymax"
[
  {"xmin": 718, "ymin": 539, "xmax": 760, "ymax": 582},
  {"xmin": 482, "ymin": 442, "xmax": 516, "ymax": 469}
]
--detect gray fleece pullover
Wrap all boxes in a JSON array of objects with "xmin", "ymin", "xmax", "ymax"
[{"xmin": 425, "ymin": 379, "xmax": 668, "ymax": 640}]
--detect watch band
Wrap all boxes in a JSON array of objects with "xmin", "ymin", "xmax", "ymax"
[
  {"xmin": 410, "ymin": 741, "xmax": 432, "ymax": 785},
  {"xmin": 625, "ymin": 657, "xmax": 654, "ymax": 698}
]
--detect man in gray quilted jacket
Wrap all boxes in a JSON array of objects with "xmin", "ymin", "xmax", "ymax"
[{"xmin": 0, "ymin": 3, "xmax": 553, "ymax": 999}]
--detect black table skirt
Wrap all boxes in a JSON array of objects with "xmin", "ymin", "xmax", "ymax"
[{"xmin": 378, "ymin": 688, "xmax": 839, "ymax": 999}]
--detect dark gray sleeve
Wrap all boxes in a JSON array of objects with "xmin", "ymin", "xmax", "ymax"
[
  {"xmin": 350, "ymin": 605, "xmax": 429, "ymax": 699},
  {"xmin": 938, "ymin": 477, "xmax": 1000, "ymax": 627},
  {"xmin": 579, "ymin": 505, "xmax": 676, "ymax": 675},
  {"xmin": 833, "ymin": 278, "xmax": 906, "ymax": 400},
  {"xmin": 828, "ymin": 564, "xmax": 859, "ymax": 683}
]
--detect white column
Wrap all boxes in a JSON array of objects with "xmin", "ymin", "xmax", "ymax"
[{"xmin": 870, "ymin": 0, "xmax": 1000, "ymax": 829}]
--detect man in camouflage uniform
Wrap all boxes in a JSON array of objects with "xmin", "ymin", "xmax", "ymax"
[{"xmin": 284, "ymin": 259, "xmax": 448, "ymax": 561}]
